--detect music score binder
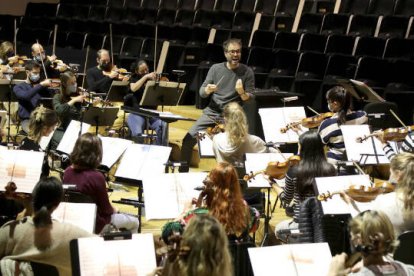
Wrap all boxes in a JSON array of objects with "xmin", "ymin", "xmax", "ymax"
[
  {"xmin": 337, "ymin": 79, "xmax": 385, "ymax": 103},
  {"xmin": 70, "ymin": 233, "xmax": 157, "ymax": 276}
]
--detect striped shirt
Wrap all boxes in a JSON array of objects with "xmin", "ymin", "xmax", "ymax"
[
  {"xmin": 383, "ymin": 132, "xmax": 414, "ymax": 160},
  {"xmin": 318, "ymin": 110, "xmax": 368, "ymax": 165}
]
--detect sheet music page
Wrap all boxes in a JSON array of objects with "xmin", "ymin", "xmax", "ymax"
[
  {"xmin": 39, "ymin": 129, "xmax": 55, "ymax": 151},
  {"xmin": 248, "ymin": 243, "xmax": 332, "ymax": 276},
  {"xmin": 99, "ymin": 136, "xmax": 133, "ymax": 168},
  {"xmin": 341, "ymin": 125, "xmax": 389, "ymax": 164},
  {"xmin": 57, "ymin": 120, "xmax": 91, "ymax": 154},
  {"xmin": 143, "ymin": 172, "xmax": 207, "ymax": 220},
  {"xmin": 0, "ymin": 149, "xmax": 44, "ymax": 193},
  {"xmin": 115, "ymin": 144, "xmax": 171, "ymax": 180},
  {"xmin": 259, "ymin": 107, "xmax": 308, "ymax": 143},
  {"xmin": 139, "ymin": 107, "xmax": 186, "ymax": 119},
  {"xmin": 315, "ymin": 175, "xmax": 373, "ymax": 217},
  {"xmin": 77, "ymin": 233, "xmax": 156, "ymax": 276},
  {"xmin": 52, "ymin": 202, "xmax": 96, "ymax": 233},
  {"xmin": 244, "ymin": 153, "xmax": 293, "ymax": 188},
  {"xmin": 197, "ymin": 131, "xmax": 214, "ymax": 158}
]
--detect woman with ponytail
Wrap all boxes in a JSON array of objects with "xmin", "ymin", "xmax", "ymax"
[
  {"xmin": 212, "ymin": 102, "xmax": 276, "ymax": 165},
  {"xmin": 0, "ymin": 177, "xmax": 93, "ymax": 276},
  {"xmin": 318, "ymin": 86, "xmax": 367, "ymax": 168}
]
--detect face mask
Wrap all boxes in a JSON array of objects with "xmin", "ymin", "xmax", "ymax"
[
  {"xmin": 68, "ymin": 84, "xmax": 77, "ymax": 93},
  {"xmin": 35, "ymin": 54, "xmax": 45, "ymax": 62},
  {"xmin": 100, "ymin": 61, "xmax": 111, "ymax": 71},
  {"xmin": 29, "ymin": 73, "xmax": 40, "ymax": 83}
]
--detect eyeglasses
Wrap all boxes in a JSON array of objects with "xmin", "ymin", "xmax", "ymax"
[{"xmin": 226, "ymin": 49, "xmax": 241, "ymax": 54}]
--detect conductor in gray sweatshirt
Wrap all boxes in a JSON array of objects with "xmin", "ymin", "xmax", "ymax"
[{"xmin": 179, "ymin": 38, "xmax": 255, "ymax": 172}]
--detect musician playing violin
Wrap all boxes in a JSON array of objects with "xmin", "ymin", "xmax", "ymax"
[
  {"xmin": 318, "ymin": 86, "xmax": 367, "ymax": 169},
  {"xmin": 31, "ymin": 43, "xmax": 65, "ymax": 79},
  {"xmin": 124, "ymin": 60, "xmax": 167, "ymax": 146},
  {"xmin": 376, "ymin": 128, "xmax": 414, "ymax": 160},
  {"xmin": 212, "ymin": 102, "xmax": 276, "ymax": 165},
  {"xmin": 13, "ymin": 61, "xmax": 56, "ymax": 133},
  {"xmin": 273, "ymin": 130, "xmax": 336, "ymax": 243},
  {"xmin": 0, "ymin": 41, "xmax": 18, "ymax": 67}
]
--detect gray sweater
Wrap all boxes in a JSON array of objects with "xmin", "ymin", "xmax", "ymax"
[{"xmin": 200, "ymin": 62, "xmax": 254, "ymax": 113}]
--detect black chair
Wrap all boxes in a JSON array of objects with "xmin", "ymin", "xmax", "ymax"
[
  {"xmin": 377, "ymin": 15, "xmax": 410, "ymax": 39},
  {"xmin": 197, "ymin": 0, "xmax": 216, "ymax": 11},
  {"xmin": 25, "ymin": 3, "xmax": 58, "ymax": 18},
  {"xmin": 228, "ymin": 239, "xmax": 255, "ymax": 276},
  {"xmin": 385, "ymin": 59, "xmax": 414, "ymax": 92},
  {"xmin": 273, "ymin": 31, "xmax": 301, "ymax": 51},
  {"xmin": 265, "ymin": 49, "xmax": 299, "ymax": 90},
  {"xmin": 107, "ymin": 0, "xmax": 125, "ymax": 8},
  {"xmin": 193, "ymin": 9, "xmax": 215, "ymax": 28},
  {"xmin": 118, "ymin": 36, "xmax": 144, "ymax": 64},
  {"xmin": 213, "ymin": 29, "xmax": 231, "ymax": 45},
  {"xmin": 247, "ymin": 47, "xmax": 274, "ymax": 88},
  {"xmin": 250, "ymin": 30, "xmax": 275, "ymax": 48},
  {"xmin": 105, "ymin": 7, "xmax": 125, "ymax": 23},
  {"xmin": 139, "ymin": 38, "xmax": 163, "ymax": 63},
  {"xmin": 31, "ymin": 262, "xmax": 59, "ymax": 276},
  {"xmin": 315, "ymin": 0, "xmax": 336, "ymax": 14},
  {"xmin": 141, "ymin": 0, "xmax": 160, "ymax": 10},
  {"xmin": 384, "ymin": 90, "xmax": 414, "ymax": 124},
  {"xmin": 383, "ymin": 38, "xmax": 414, "ymax": 60},
  {"xmin": 339, "ymin": 0, "xmax": 370, "ymax": 14},
  {"xmin": 258, "ymin": 14, "xmax": 276, "ymax": 31},
  {"xmin": 212, "ymin": 11, "xmax": 234, "ymax": 30},
  {"xmin": 354, "ymin": 56, "xmax": 390, "ymax": 95},
  {"xmin": 393, "ymin": 230, "xmax": 414, "ymax": 266},
  {"xmin": 297, "ymin": 13, "xmax": 324, "ymax": 34},
  {"xmin": 320, "ymin": 13, "xmax": 350, "ymax": 35},
  {"xmin": 215, "ymin": 0, "xmax": 237, "ymax": 12},
  {"xmin": 276, "ymin": 0, "xmax": 312, "ymax": 16},
  {"xmin": 299, "ymin": 33, "xmax": 327, "ymax": 53},
  {"xmin": 347, "ymin": 14, "xmax": 379, "ymax": 36},
  {"xmin": 233, "ymin": 11, "xmax": 255, "ymax": 31},
  {"xmin": 394, "ymin": 0, "xmax": 414, "ymax": 16},
  {"xmin": 124, "ymin": 0, "xmax": 141, "ymax": 9},
  {"xmin": 256, "ymin": 0, "xmax": 278, "ymax": 15},
  {"xmin": 354, "ymin": 36, "xmax": 386, "ymax": 58},
  {"xmin": 56, "ymin": 3, "xmax": 76, "ymax": 19},
  {"xmin": 199, "ymin": 43, "xmax": 224, "ymax": 67},
  {"xmin": 367, "ymin": 0, "xmax": 397, "ymax": 15},
  {"xmin": 84, "ymin": 33, "xmax": 106, "ymax": 51},
  {"xmin": 363, "ymin": 101, "xmax": 400, "ymax": 130},
  {"xmin": 324, "ymin": 34, "xmax": 355, "ymax": 55},
  {"xmin": 175, "ymin": 9, "xmax": 195, "ymax": 26},
  {"xmin": 180, "ymin": 0, "xmax": 197, "ymax": 10},
  {"xmin": 236, "ymin": 0, "xmax": 257, "ymax": 12},
  {"xmin": 88, "ymin": 5, "xmax": 107, "ymax": 22},
  {"xmin": 156, "ymin": 9, "xmax": 177, "ymax": 26},
  {"xmin": 66, "ymin": 32, "xmax": 86, "ymax": 49},
  {"xmin": 64, "ymin": 190, "xmax": 94, "ymax": 203},
  {"xmin": 160, "ymin": 0, "xmax": 179, "ymax": 10}
]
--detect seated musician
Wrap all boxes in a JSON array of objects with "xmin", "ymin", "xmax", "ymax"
[
  {"xmin": 318, "ymin": 86, "xmax": 367, "ymax": 170},
  {"xmin": 272, "ymin": 130, "xmax": 336, "ymax": 243},
  {"xmin": 86, "ymin": 49, "xmax": 129, "ymax": 131},
  {"xmin": 328, "ymin": 210, "xmax": 414, "ymax": 275},
  {"xmin": 378, "ymin": 130, "xmax": 414, "ymax": 160},
  {"xmin": 212, "ymin": 102, "xmax": 276, "ymax": 166},
  {"xmin": 31, "ymin": 43, "xmax": 65, "ymax": 79},
  {"xmin": 161, "ymin": 162, "xmax": 259, "ymax": 243},
  {"xmin": 0, "ymin": 41, "xmax": 19, "ymax": 67},
  {"xmin": 124, "ymin": 60, "xmax": 167, "ymax": 145},
  {"xmin": 13, "ymin": 61, "xmax": 55, "ymax": 133},
  {"xmin": 63, "ymin": 133, "xmax": 139, "ymax": 234},
  {"xmin": 19, "ymin": 106, "xmax": 59, "ymax": 177},
  {"xmin": 0, "ymin": 177, "xmax": 94, "ymax": 275},
  {"xmin": 51, "ymin": 71, "xmax": 85, "ymax": 149}
]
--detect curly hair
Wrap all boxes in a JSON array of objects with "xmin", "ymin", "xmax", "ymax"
[
  {"xmin": 223, "ymin": 102, "xmax": 248, "ymax": 148},
  {"xmin": 70, "ymin": 133, "xmax": 102, "ymax": 170},
  {"xmin": 390, "ymin": 152, "xmax": 414, "ymax": 217},
  {"xmin": 163, "ymin": 214, "xmax": 232, "ymax": 276},
  {"xmin": 28, "ymin": 106, "xmax": 59, "ymax": 143},
  {"xmin": 205, "ymin": 162, "xmax": 248, "ymax": 235}
]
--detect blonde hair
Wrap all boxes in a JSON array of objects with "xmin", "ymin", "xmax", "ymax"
[
  {"xmin": 163, "ymin": 215, "xmax": 232, "ymax": 276},
  {"xmin": 0, "ymin": 41, "xmax": 13, "ymax": 60},
  {"xmin": 28, "ymin": 106, "xmax": 58, "ymax": 143},
  {"xmin": 349, "ymin": 210, "xmax": 399, "ymax": 256},
  {"xmin": 390, "ymin": 153, "xmax": 414, "ymax": 218},
  {"xmin": 223, "ymin": 102, "xmax": 248, "ymax": 148}
]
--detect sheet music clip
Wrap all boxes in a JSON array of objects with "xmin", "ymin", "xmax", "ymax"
[
  {"xmin": 264, "ymin": 142, "xmax": 281, "ymax": 149},
  {"xmin": 280, "ymin": 96, "xmax": 299, "ymax": 103},
  {"xmin": 102, "ymin": 225, "xmax": 132, "ymax": 240}
]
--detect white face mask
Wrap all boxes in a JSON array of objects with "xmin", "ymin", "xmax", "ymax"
[
  {"xmin": 68, "ymin": 84, "xmax": 77, "ymax": 93},
  {"xmin": 29, "ymin": 73, "xmax": 40, "ymax": 83}
]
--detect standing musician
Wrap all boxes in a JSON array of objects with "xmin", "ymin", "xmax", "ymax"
[
  {"xmin": 212, "ymin": 102, "xmax": 276, "ymax": 165},
  {"xmin": 31, "ymin": 43, "xmax": 65, "ymax": 79},
  {"xmin": 63, "ymin": 133, "xmax": 139, "ymax": 234},
  {"xmin": 51, "ymin": 71, "xmax": 85, "ymax": 149},
  {"xmin": 13, "ymin": 61, "xmax": 56, "ymax": 133},
  {"xmin": 318, "ymin": 86, "xmax": 368, "ymax": 169},
  {"xmin": 124, "ymin": 60, "xmax": 167, "ymax": 145},
  {"xmin": 19, "ymin": 106, "xmax": 59, "ymax": 178},
  {"xmin": 179, "ymin": 38, "xmax": 254, "ymax": 172},
  {"xmin": 272, "ymin": 131, "xmax": 336, "ymax": 242}
]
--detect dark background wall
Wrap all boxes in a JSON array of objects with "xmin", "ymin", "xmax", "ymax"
[{"xmin": 0, "ymin": 0, "xmax": 59, "ymax": 16}]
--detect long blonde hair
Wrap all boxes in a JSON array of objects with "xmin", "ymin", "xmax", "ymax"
[
  {"xmin": 223, "ymin": 102, "xmax": 248, "ymax": 148},
  {"xmin": 28, "ymin": 106, "xmax": 58, "ymax": 143},
  {"xmin": 391, "ymin": 153, "xmax": 414, "ymax": 219},
  {"xmin": 163, "ymin": 214, "xmax": 232, "ymax": 276}
]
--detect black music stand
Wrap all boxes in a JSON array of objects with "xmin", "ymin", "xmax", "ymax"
[
  {"xmin": 105, "ymin": 81, "xmax": 129, "ymax": 102},
  {"xmin": 140, "ymin": 80, "xmax": 186, "ymax": 110},
  {"xmin": 337, "ymin": 79, "xmax": 385, "ymax": 103},
  {"xmin": 83, "ymin": 106, "xmax": 119, "ymax": 135}
]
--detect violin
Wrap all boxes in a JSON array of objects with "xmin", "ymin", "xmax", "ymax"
[
  {"xmin": 8, "ymin": 55, "xmax": 30, "ymax": 66},
  {"xmin": 244, "ymin": 155, "xmax": 301, "ymax": 181},
  {"xmin": 356, "ymin": 126, "xmax": 414, "ymax": 143},
  {"xmin": 317, "ymin": 182, "xmax": 395, "ymax": 203},
  {"xmin": 280, "ymin": 112, "xmax": 334, "ymax": 133},
  {"xmin": 196, "ymin": 122, "xmax": 225, "ymax": 140},
  {"xmin": 0, "ymin": 181, "xmax": 31, "ymax": 201}
]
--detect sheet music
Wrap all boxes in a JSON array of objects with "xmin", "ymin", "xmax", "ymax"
[
  {"xmin": 115, "ymin": 144, "xmax": 171, "ymax": 181},
  {"xmin": 248, "ymin": 243, "xmax": 332, "ymax": 276},
  {"xmin": 341, "ymin": 125, "xmax": 389, "ymax": 164},
  {"xmin": 259, "ymin": 107, "xmax": 308, "ymax": 143},
  {"xmin": 99, "ymin": 136, "xmax": 133, "ymax": 168},
  {"xmin": 57, "ymin": 120, "xmax": 91, "ymax": 154},
  {"xmin": 0, "ymin": 147, "xmax": 44, "ymax": 193},
  {"xmin": 315, "ymin": 175, "xmax": 373, "ymax": 217},
  {"xmin": 245, "ymin": 153, "xmax": 293, "ymax": 188},
  {"xmin": 197, "ymin": 131, "xmax": 214, "ymax": 158},
  {"xmin": 52, "ymin": 202, "xmax": 96, "ymax": 233},
  {"xmin": 77, "ymin": 233, "xmax": 156, "ymax": 276},
  {"xmin": 143, "ymin": 172, "xmax": 207, "ymax": 220},
  {"xmin": 350, "ymin": 79, "xmax": 385, "ymax": 102}
]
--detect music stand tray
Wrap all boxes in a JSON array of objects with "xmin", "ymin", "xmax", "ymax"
[
  {"xmin": 337, "ymin": 79, "xmax": 385, "ymax": 103},
  {"xmin": 83, "ymin": 106, "xmax": 119, "ymax": 135},
  {"xmin": 140, "ymin": 80, "xmax": 186, "ymax": 107},
  {"xmin": 105, "ymin": 81, "xmax": 129, "ymax": 102}
]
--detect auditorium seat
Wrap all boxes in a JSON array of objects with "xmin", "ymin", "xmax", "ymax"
[
  {"xmin": 347, "ymin": 14, "xmax": 379, "ymax": 36},
  {"xmin": 88, "ymin": 5, "xmax": 107, "ymax": 22},
  {"xmin": 367, "ymin": 0, "xmax": 396, "ymax": 16},
  {"xmin": 320, "ymin": 13, "xmax": 350, "ymax": 35},
  {"xmin": 354, "ymin": 36, "xmax": 386, "ymax": 58},
  {"xmin": 256, "ymin": 0, "xmax": 278, "ymax": 15},
  {"xmin": 124, "ymin": 0, "xmax": 141, "ymax": 9},
  {"xmin": 105, "ymin": 7, "xmax": 125, "ymax": 24},
  {"xmin": 141, "ymin": 0, "xmax": 160, "ymax": 11},
  {"xmin": 338, "ymin": 0, "xmax": 370, "ymax": 14},
  {"xmin": 250, "ymin": 30, "xmax": 275, "ymax": 48},
  {"xmin": 273, "ymin": 31, "xmax": 301, "ymax": 51},
  {"xmin": 197, "ymin": 0, "xmax": 216, "ymax": 11},
  {"xmin": 233, "ymin": 11, "xmax": 255, "ymax": 31},
  {"xmin": 297, "ymin": 13, "xmax": 324, "ymax": 33},
  {"xmin": 215, "ymin": 0, "xmax": 237, "ymax": 12},
  {"xmin": 84, "ymin": 33, "xmax": 106, "ymax": 51},
  {"xmin": 299, "ymin": 33, "xmax": 327, "ymax": 53},
  {"xmin": 179, "ymin": 0, "xmax": 197, "ymax": 10},
  {"xmin": 159, "ymin": 0, "xmax": 179, "ymax": 10},
  {"xmin": 236, "ymin": 0, "xmax": 258, "ymax": 13},
  {"xmin": 107, "ymin": 0, "xmax": 126, "ymax": 8},
  {"xmin": 247, "ymin": 47, "xmax": 274, "ymax": 88},
  {"xmin": 156, "ymin": 9, "xmax": 177, "ymax": 26},
  {"xmin": 394, "ymin": 0, "xmax": 414, "ymax": 16},
  {"xmin": 383, "ymin": 37, "xmax": 414, "ymax": 60},
  {"xmin": 324, "ymin": 34, "xmax": 355, "ymax": 55},
  {"xmin": 66, "ymin": 32, "xmax": 86, "ymax": 49},
  {"xmin": 265, "ymin": 49, "xmax": 299, "ymax": 90},
  {"xmin": 377, "ymin": 15, "xmax": 410, "ymax": 39},
  {"xmin": 354, "ymin": 56, "xmax": 390, "ymax": 95}
]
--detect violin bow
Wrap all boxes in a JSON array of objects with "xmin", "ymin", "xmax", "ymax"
[
  {"xmin": 14, "ymin": 19, "xmax": 17, "ymax": 56},
  {"xmin": 389, "ymin": 109, "xmax": 407, "ymax": 128},
  {"xmin": 82, "ymin": 45, "xmax": 90, "ymax": 88},
  {"xmin": 36, "ymin": 39, "xmax": 48, "ymax": 79},
  {"xmin": 109, "ymin": 24, "xmax": 114, "ymax": 65},
  {"xmin": 154, "ymin": 24, "xmax": 158, "ymax": 73},
  {"xmin": 306, "ymin": 105, "xmax": 320, "ymax": 115},
  {"xmin": 52, "ymin": 24, "xmax": 58, "ymax": 57}
]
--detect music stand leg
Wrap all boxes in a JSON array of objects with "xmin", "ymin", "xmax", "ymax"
[
  {"xmin": 260, "ymin": 187, "xmax": 272, "ymax": 247},
  {"xmin": 137, "ymin": 184, "xmax": 143, "ymax": 233},
  {"xmin": 370, "ymin": 136, "xmax": 380, "ymax": 165}
]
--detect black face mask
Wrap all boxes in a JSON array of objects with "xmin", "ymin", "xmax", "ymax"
[{"xmin": 100, "ymin": 61, "xmax": 112, "ymax": 71}]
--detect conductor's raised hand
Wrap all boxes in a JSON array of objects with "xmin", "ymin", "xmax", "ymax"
[
  {"xmin": 235, "ymin": 79, "xmax": 244, "ymax": 94},
  {"xmin": 205, "ymin": 84, "xmax": 217, "ymax": 95}
]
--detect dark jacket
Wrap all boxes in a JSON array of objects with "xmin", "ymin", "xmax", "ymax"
[{"xmin": 297, "ymin": 197, "xmax": 325, "ymax": 243}]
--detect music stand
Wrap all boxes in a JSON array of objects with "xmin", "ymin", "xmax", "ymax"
[
  {"xmin": 105, "ymin": 80, "xmax": 129, "ymax": 102},
  {"xmin": 140, "ymin": 80, "xmax": 186, "ymax": 109},
  {"xmin": 337, "ymin": 79, "xmax": 385, "ymax": 103},
  {"xmin": 83, "ymin": 106, "xmax": 119, "ymax": 135}
]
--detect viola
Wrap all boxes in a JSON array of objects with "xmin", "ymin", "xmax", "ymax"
[
  {"xmin": 280, "ymin": 112, "xmax": 334, "ymax": 133},
  {"xmin": 244, "ymin": 155, "xmax": 301, "ymax": 181},
  {"xmin": 356, "ymin": 126, "xmax": 414, "ymax": 143}
]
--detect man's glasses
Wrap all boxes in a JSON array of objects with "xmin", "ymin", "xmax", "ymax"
[{"xmin": 226, "ymin": 49, "xmax": 241, "ymax": 54}]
